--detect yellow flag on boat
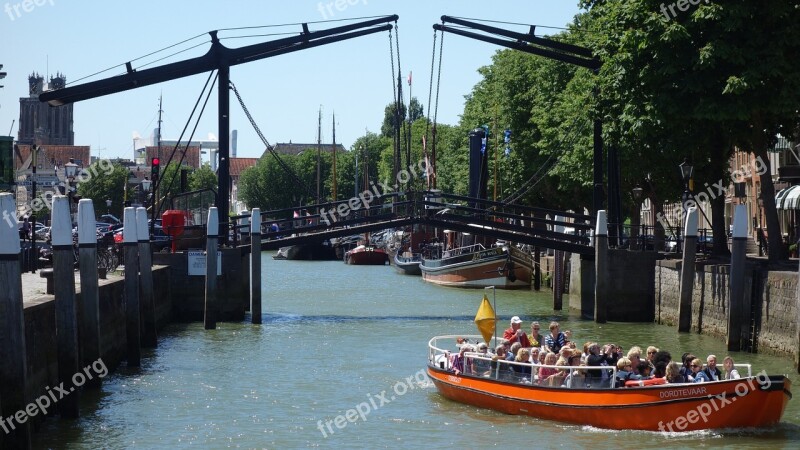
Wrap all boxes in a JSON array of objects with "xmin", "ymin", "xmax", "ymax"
[{"xmin": 474, "ymin": 294, "xmax": 496, "ymax": 345}]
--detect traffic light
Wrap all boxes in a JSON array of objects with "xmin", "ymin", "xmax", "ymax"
[{"xmin": 151, "ymin": 157, "xmax": 160, "ymax": 182}]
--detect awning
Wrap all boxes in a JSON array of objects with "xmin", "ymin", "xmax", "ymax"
[{"xmin": 776, "ymin": 185, "xmax": 800, "ymax": 209}]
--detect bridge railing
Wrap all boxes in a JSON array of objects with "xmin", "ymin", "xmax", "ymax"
[{"xmin": 611, "ymin": 223, "xmax": 717, "ymax": 254}]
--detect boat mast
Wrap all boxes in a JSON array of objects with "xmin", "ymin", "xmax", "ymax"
[
  {"xmin": 332, "ymin": 112, "xmax": 337, "ymax": 202},
  {"xmin": 493, "ymin": 104, "xmax": 499, "ymax": 202},
  {"xmin": 316, "ymin": 107, "xmax": 322, "ymax": 206}
]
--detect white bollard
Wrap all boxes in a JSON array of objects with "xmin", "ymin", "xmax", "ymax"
[{"xmin": 123, "ymin": 207, "xmax": 141, "ymax": 366}]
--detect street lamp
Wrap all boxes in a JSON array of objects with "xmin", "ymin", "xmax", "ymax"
[
  {"xmin": 64, "ymin": 158, "xmax": 79, "ymax": 222},
  {"xmin": 632, "ymin": 186, "xmax": 644, "ymax": 250},
  {"xmin": 105, "ymin": 198, "xmax": 112, "ymax": 215},
  {"xmin": 678, "ymin": 159, "xmax": 694, "ymax": 252}
]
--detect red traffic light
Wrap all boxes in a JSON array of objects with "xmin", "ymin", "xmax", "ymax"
[{"xmin": 151, "ymin": 157, "xmax": 160, "ymax": 166}]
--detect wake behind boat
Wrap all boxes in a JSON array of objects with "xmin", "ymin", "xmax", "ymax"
[{"xmin": 426, "ymin": 335, "xmax": 792, "ymax": 431}]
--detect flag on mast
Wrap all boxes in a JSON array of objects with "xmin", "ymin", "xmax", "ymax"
[
  {"xmin": 474, "ymin": 294, "xmax": 496, "ymax": 345},
  {"xmin": 407, "ymin": 71, "xmax": 412, "ymax": 86}
]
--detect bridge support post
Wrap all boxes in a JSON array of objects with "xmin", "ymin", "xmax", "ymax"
[
  {"xmin": 77, "ymin": 199, "xmax": 102, "ymax": 388},
  {"xmin": 204, "ymin": 207, "xmax": 219, "ymax": 330},
  {"xmin": 553, "ymin": 216, "xmax": 564, "ymax": 310},
  {"xmin": 0, "ymin": 193, "xmax": 31, "ymax": 448},
  {"xmin": 678, "ymin": 208, "xmax": 698, "ymax": 333},
  {"xmin": 728, "ymin": 205, "xmax": 748, "ymax": 351},
  {"xmin": 52, "ymin": 196, "xmax": 81, "ymax": 418},
  {"xmin": 250, "ymin": 208, "xmax": 262, "ymax": 324},
  {"xmin": 533, "ymin": 246, "xmax": 541, "ymax": 291},
  {"xmin": 123, "ymin": 207, "xmax": 141, "ymax": 367},
  {"xmin": 137, "ymin": 207, "xmax": 157, "ymax": 347},
  {"xmin": 594, "ymin": 210, "xmax": 608, "ymax": 324}
]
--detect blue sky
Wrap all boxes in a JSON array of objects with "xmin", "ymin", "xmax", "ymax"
[{"xmin": 0, "ymin": 0, "xmax": 582, "ymax": 161}]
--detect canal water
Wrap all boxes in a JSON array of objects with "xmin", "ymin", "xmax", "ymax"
[{"xmin": 33, "ymin": 252, "xmax": 800, "ymax": 449}]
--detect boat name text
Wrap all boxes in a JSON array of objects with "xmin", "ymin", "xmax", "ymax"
[
  {"xmin": 447, "ymin": 375, "xmax": 462, "ymax": 383},
  {"xmin": 659, "ymin": 386, "xmax": 707, "ymax": 399}
]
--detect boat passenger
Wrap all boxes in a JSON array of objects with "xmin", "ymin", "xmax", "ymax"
[
  {"xmin": 512, "ymin": 349, "xmax": 533, "ymax": 382},
  {"xmin": 473, "ymin": 343, "xmax": 492, "ymax": 375},
  {"xmin": 529, "ymin": 347, "xmax": 541, "ymax": 366},
  {"xmin": 544, "ymin": 321, "xmax": 567, "ymax": 354},
  {"xmin": 652, "ymin": 351, "xmax": 672, "ymax": 379},
  {"xmin": 538, "ymin": 353, "xmax": 559, "ymax": 385},
  {"xmin": 563, "ymin": 351, "xmax": 586, "ymax": 387},
  {"xmin": 491, "ymin": 346, "xmax": 513, "ymax": 380},
  {"xmin": 637, "ymin": 362, "xmax": 652, "ymax": 379},
  {"xmin": 537, "ymin": 349, "xmax": 547, "ymax": 365},
  {"xmin": 615, "ymin": 357, "xmax": 634, "ymax": 387},
  {"xmin": 559, "ymin": 346, "xmax": 573, "ymax": 359},
  {"xmin": 665, "ymin": 361, "xmax": 684, "ymax": 383},
  {"xmin": 627, "ymin": 347, "xmax": 643, "ymax": 377},
  {"xmin": 680, "ymin": 353, "xmax": 696, "ymax": 382},
  {"xmin": 586, "ymin": 343, "xmax": 616, "ymax": 385},
  {"xmin": 723, "ymin": 356, "xmax": 741, "ymax": 380},
  {"xmin": 646, "ymin": 346, "xmax": 659, "ymax": 363},
  {"xmin": 690, "ymin": 358, "xmax": 710, "ymax": 382},
  {"xmin": 545, "ymin": 358, "xmax": 568, "ymax": 387},
  {"xmin": 702, "ymin": 355, "xmax": 722, "ymax": 381},
  {"xmin": 507, "ymin": 342, "xmax": 522, "ymax": 361},
  {"xmin": 581, "ymin": 341, "xmax": 592, "ymax": 363},
  {"xmin": 450, "ymin": 344, "xmax": 475, "ymax": 376},
  {"xmin": 503, "ymin": 316, "xmax": 531, "ymax": 348},
  {"xmin": 529, "ymin": 322, "xmax": 544, "ymax": 348}
]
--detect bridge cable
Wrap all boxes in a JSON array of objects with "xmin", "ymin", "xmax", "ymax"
[
  {"xmin": 430, "ymin": 23, "xmax": 446, "ymax": 189},
  {"xmin": 155, "ymin": 71, "xmax": 219, "ymax": 217},
  {"xmin": 151, "ymin": 70, "xmax": 216, "ymax": 217},
  {"xmin": 392, "ymin": 21, "xmax": 411, "ymax": 190},
  {"xmin": 388, "ymin": 27, "xmax": 403, "ymax": 191},
  {"xmin": 423, "ymin": 29, "xmax": 439, "ymax": 190},
  {"xmin": 229, "ymin": 80, "xmax": 316, "ymax": 201},
  {"xmin": 500, "ymin": 117, "xmax": 590, "ymax": 206}
]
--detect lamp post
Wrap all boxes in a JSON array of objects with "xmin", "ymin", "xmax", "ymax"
[
  {"xmin": 64, "ymin": 158, "xmax": 79, "ymax": 223},
  {"xmin": 141, "ymin": 178, "xmax": 152, "ymax": 239},
  {"xmin": 632, "ymin": 186, "xmax": 643, "ymax": 250},
  {"xmin": 105, "ymin": 198, "xmax": 112, "ymax": 215},
  {"xmin": 29, "ymin": 144, "xmax": 40, "ymax": 273},
  {"xmin": 679, "ymin": 159, "xmax": 694, "ymax": 253}
]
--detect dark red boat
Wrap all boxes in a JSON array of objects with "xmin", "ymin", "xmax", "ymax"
[{"xmin": 344, "ymin": 244, "xmax": 389, "ymax": 265}]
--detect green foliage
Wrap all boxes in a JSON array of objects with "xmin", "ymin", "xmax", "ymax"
[
  {"xmin": 189, "ymin": 165, "xmax": 218, "ymax": 192},
  {"xmin": 76, "ymin": 162, "xmax": 130, "ymax": 219}
]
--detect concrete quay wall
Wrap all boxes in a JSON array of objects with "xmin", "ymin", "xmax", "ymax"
[
  {"xmin": 654, "ymin": 260, "xmax": 798, "ymax": 357},
  {"xmin": 23, "ymin": 266, "xmax": 172, "ymax": 431}
]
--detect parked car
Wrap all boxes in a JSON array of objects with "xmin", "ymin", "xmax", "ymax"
[{"xmin": 113, "ymin": 225, "xmax": 171, "ymax": 252}]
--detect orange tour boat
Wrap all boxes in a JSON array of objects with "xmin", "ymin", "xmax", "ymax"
[{"xmin": 427, "ymin": 334, "xmax": 792, "ymax": 432}]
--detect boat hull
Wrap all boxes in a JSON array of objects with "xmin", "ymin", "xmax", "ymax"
[
  {"xmin": 427, "ymin": 366, "xmax": 791, "ymax": 431},
  {"xmin": 420, "ymin": 247, "xmax": 532, "ymax": 289},
  {"xmin": 345, "ymin": 247, "xmax": 389, "ymax": 265},
  {"xmin": 393, "ymin": 253, "xmax": 421, "ymax": 275}
]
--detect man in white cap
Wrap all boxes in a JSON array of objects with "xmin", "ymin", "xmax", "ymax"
[{"xmin": 503, "ymin": 316, "xmax": 530, "ymax": 348}]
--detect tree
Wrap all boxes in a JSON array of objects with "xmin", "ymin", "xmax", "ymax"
[
  {"xmin": 189, "ymin": 165, "xmax": 218, "ymax": 192},
  {"xmin": 76, "ymin": 162, "xmax": 129, "ymax": 219},
  {"xmin": 408, "ymin": 97, "xmax": 424, "ymax": 122},
  {"xmin": 579, "ymin": 0, "xmax": 800, "ymax": 260}
]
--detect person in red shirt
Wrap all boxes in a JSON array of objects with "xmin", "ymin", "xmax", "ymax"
[{"xmin": 503, "ymin": 316, "xmax": 530, "ymax": 348}]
